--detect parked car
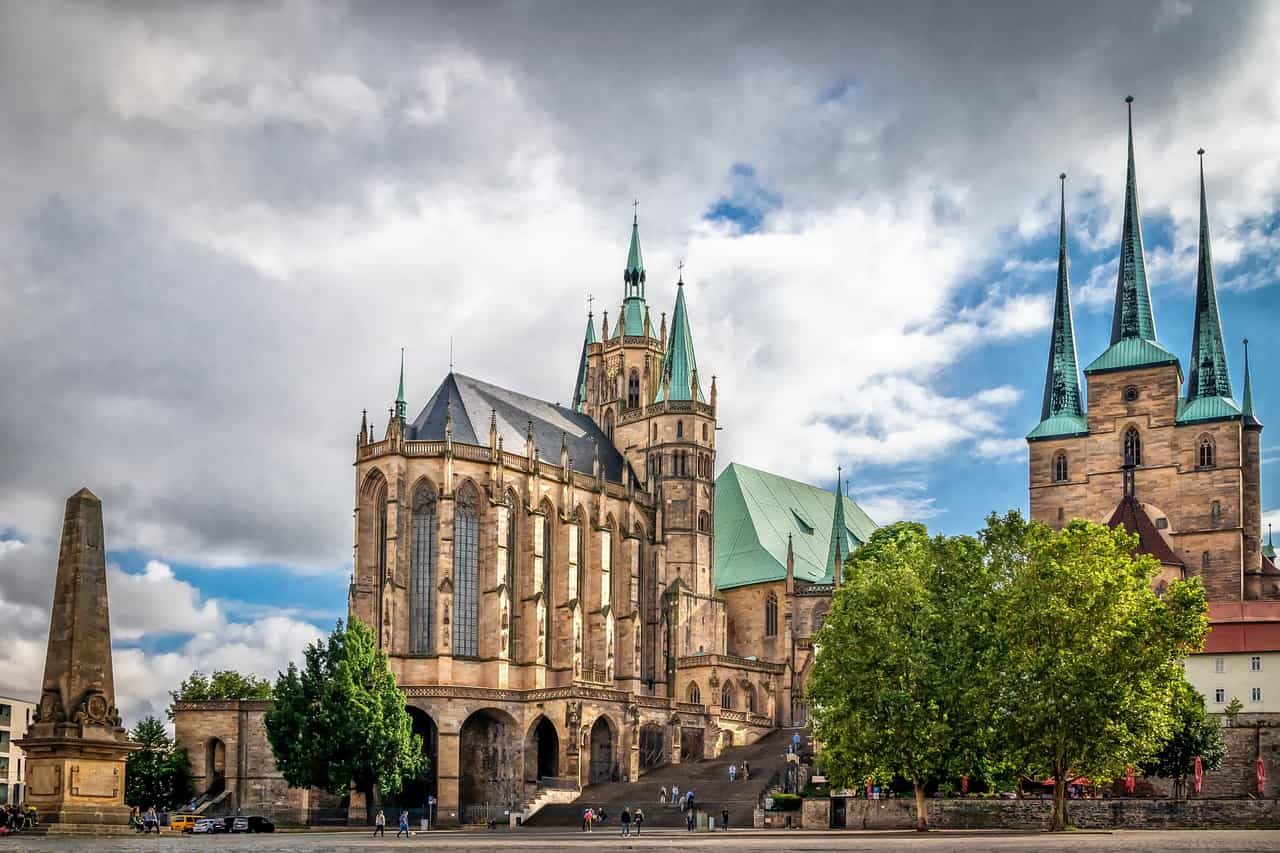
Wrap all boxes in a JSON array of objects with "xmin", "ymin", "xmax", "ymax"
[
  {"xmin": 232, "ymin": 815, "xmax": 275, "ymax": 833},
  {"xmin": 191, "ymin": 818, "xmax": 219, "ymax": 834},
  {"xmin": 170, "ymin": 814, "xmax": 198, "ymax": 833}
]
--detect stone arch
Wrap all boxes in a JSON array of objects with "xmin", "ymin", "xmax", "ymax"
[
  {"xmin": 358, "ymin": 468, "xmax": 389, "ymax": 589},
  {"xmin": 524, "ymin": 715, "xmax": 561, "ymax": 784},
  {"xmin": 204, "ymin": 737, "xmax": 227, "ymax": 795},
  {"xmin": 587, "ymin": 714, "xmax": 619, "ymax": 785},
  {"xmin": 394, "ymin": 706, "xmax": 439, "ymax": 812},
  {"xmin": 742, "ymin": 681, "xmax": 758, "ymax": 714},
  {"xmin": 639, "ymin": 720, "xmax": 667, "ymax": 771},
  {"xmin": 458, "ymin": 708, "xmax": 520, "ymax": 822}
]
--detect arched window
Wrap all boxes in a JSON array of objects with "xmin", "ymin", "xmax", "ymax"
[
  {"xmin": 604, "ymin": 409, "xmax": 615, "ymax": 441},
  {"xmin": 576, "ymin": 513, "xmax": 587, "ymax": 605},
  {"xmin": 506, "ymin": 491, "xmax": 518, "ymax": 659},
  {"xmin": 1123, "ymin": 427, "xmax": 1142, "ymax": 466},
  {"xmin": 1053, "ymin": 452, "xmax": 1068, "ymax": 483},
  {"xmin": 743, "ymin": 683, "xmax": 757, "ymax": 714},
  {"xmin": 376, "ymin": 488, "xmax": 389, "ymax": 586},
  {"xmin": 698, "ymin": 511, "xmax": 710, "ymax": 533},
  {"xmin": 628, "ymin": 370, "xmax": 640, "ymax": 410},
  {"xmin": 542, "ymin": 506, "xmax": 554, "ymax": 664},
  {"xmin": 1211, "ymin": 500, "xmax": 1221, "ymax": 521},
  {"xmin": 811, "ymin": 604, "xmax": 828, "ymax": 634},
  {"xmin": 656, "ymin": 454, "xmax": 663, "ymax": 476},
  {"xmin": 453, "ymin": 483, "xmax": 481, "ymax": 657},
  {"xmin": 764, "ymin": 593, "xmax": 778, "ymax": 637},
  {"xmin": 1202, "ymin": 551, "xmax": 1211, "ymax": 570},
  {"xmin": 652, "ymin": 424, "xmax": 657, "ymax": 440},
  {"xmin": 720, "ymin": 682, "xmax": 735, "ymax": 710},
  {"xmin": 1198, "ymin": 435, "xmax": 1215, "ymax": 468},
  {"xmin": 702, "ymin": 423, "xmax": 708, "ymax": 441},
  {"xmin": 676, "ymin": 420, "xmax": 684, "ymax": 438},
  {"xmin": 687, "ymin": 682, "xmax": 701, "ymax": 705},
  {"xmin": 410, "ymin": 483, "xmax": 437, "ymax": 654}
]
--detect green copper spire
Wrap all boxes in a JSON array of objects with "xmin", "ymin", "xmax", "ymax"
[
  {"xmin": 624, "ymin": 203, "xmax": 645, "ymax": 299},
  {"xmin": 825, "ymin": 467, "xmax": 849, "ymax": 583},
  {"xmin": 1186, "ymin": 149, "xmax": 1233, "ymax": 402},
  {"xmin": 572, "ymin": 311, "xmax": 596, "ymax": 413},
  {"xmin": 654, "ymin": 273, "xmax": 705, "ymax": 403},
  {"xmin": 1085, "ymin": 97, "xmax": 1178, "ymax": 375},
  {"xmin": 1242, "ymin": 338, "xmax": 1261, "ymax": 426},
  {"xmin": 394, "ymin": 348, "xmax": 407, "ymax": 420}
]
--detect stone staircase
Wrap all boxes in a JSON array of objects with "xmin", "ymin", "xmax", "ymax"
[
  {"xmin": 517, "ymin": 785, "xmax": 582, "ymax": 822},
  {"xmin": 524, "ymin": 727, "xmax": 800, "ymax": 829}
]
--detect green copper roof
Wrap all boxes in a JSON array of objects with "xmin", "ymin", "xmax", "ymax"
[
  {"xmin": 570, "ymin": 312, "xmax": 593, "ymax": 412},
  {"xmin": 714, "ymin": 462, "xmax": 878, "ymax": 590},
  {"xmin": 1109, "ymin": 97, "xmax": 1161, "ymax": 349},
  {"xmin": 1031, "ymin": 175, "xmax": 1086, "ymax": 440},
  {"xmin": 1084, "ymin": 337, "xmax": 1178, "ymax": 374},
  {"xmin": 618, "ymin": 297, "xmax": 647, "ymax": 337},
  {"xmin": 1186, "ymin": 151, "xmax": 1233, "ymax": 404},
  {"xmin": 1027, "ymin": 413, "xmax": 1090, "ymax": 441},
  {"xmin": 1242, "ymin": 338, "xmax": 1262, "ymax": 426},
  {"xmin": 654, "ymin": 280, "xmax": 706, "ymax": 403},
  {"xmin": 824, "ymin": 468, "xmax": 855, "ymax": 582},
  {"xmin": 395, "ymin": 348, "xmax": 407, "ymax": 420},
  {"xmin": 1176, "ymin": 395, "xmax": 1241, "ymax": 425},
  {"xmin": 623, "ymin": 213, "xmax": 646, "ymax": 302}
]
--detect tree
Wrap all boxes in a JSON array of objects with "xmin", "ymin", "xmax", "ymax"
[
  {"xmin": 987, "ymin": 513, "xmax": 1208, "ymax": 831},
  {"xmin": 125, "ymin": 716, "xmax": 194, "ymax": 811},
  {"xmin": 167, "ymin": 669, "xmax": 273, "ymax": 720},
  {"xmin": 265, "ymin": 619, "xmax": 423, "ymax": 821},
  {"xmin": 808, "ymin": 523, "xmax": 997, "ymax": 830},
  {"xmin": 1141, "ymin": 680, "xmax": 1226, "ymax": 798}
]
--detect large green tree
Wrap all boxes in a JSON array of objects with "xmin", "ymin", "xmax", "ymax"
[
  {"xmin": 808, "ymin": 523, "xmax": 997, "ymax": 830},
  {"xmin": 987, "ymin": 513, "xmax": 1208, "ymax": 830},
  {"xmin": 167, "ymin": 669, "xmax": 273, "ymax": 720},
  {"xmin": 265, "ymin": 619, "xmax": 423, "ymax": 820},
  {"xmin": 125, "ymin": 716, "xmax": 194, "ymax": 811},
  {"xmin": 1140, "ymin": 679, "xmax": 1226, "ymax": 798}
]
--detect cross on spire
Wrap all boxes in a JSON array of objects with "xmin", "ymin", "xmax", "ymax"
[{"xmin": 632, "ymin": 198, "xmax": 639, "ymax": 224}]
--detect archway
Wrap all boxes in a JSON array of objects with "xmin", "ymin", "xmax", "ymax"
[
  {"xmin": 524, "ymin": 716, "xmax": 560, "ymax": 785},
  {"xmin": 639, "ymin": 722, "xmax": 666, "ymax": 771},
  {"xmin": 205, "ymin": 737, "xmax": 226, "ymax": 795},
  {"xmin": 587, "ymin": 716, "xmax": 616, "ymax": 784},
  {"xmin": 392, "ymin": 707, "xmax": 439, "ymax": 816},
  {"xmin": 459, "ymin": 709, "xmax": 519, "ymax": 824}
]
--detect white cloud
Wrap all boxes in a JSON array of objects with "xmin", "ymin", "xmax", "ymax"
[{"xmin": 974, "ymin": 437, "xmax": 1029, "ymax": 463}]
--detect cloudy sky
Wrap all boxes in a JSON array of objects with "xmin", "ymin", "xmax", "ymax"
[{"xmin": 2, "ymin": 0, "xmax": 1278, "ymax": 724}]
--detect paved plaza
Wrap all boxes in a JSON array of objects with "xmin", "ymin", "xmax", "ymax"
[{"xmin": 3, "ymin": 829, "xmax": 1280, "ymax": 852}]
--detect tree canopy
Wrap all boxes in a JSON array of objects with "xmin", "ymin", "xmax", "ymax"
[
  {"xmin": 167, "ymin": 669, "xmax": 273, "ymax": 719},
  {"xmin": 1140, "ymin": 680, "xmax": 1226, "ymax": 798},
  {"xmin": 264, "ymin": 618, "xmax": 423, "ymax": 812},
  {"xmin": 125, "ymin": 715, "xmax": 193, "ymax": 811}
]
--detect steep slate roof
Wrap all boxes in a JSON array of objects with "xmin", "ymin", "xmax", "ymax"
[
  {"xmin": 1029, "ymin": 175, "xmax": 1089, "ymax": 442},
  {"xmin": 410, "ymin": 372, "xmax": 635, "ymax": 484},
  {"xmin": 1107, "ymin": 496, "xmax": 1185, "ymax": 569},
  {"xmin": 654, "ymin": 280, "xmax": 705, "ymax": 403},
  {"xmin": 1086, "ymin": 98, "xmax": 1179, "ymax": 375},
  {"xmin": 714, "ymin": 463, "xmax": 877, "ymax": 590}
]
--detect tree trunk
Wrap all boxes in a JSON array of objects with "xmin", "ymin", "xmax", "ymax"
[
  {"xmin": 913, "ymin": 779, "xmax": 929, "ymax": 832},
  {"xmin": 1051, "ymin": 777, "xmax": 1068, "ymax": 832}
]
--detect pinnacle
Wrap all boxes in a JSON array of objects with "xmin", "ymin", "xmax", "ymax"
[{"xmin": 71, "ymin": 487, "xmax": 100, "ymax": 502}]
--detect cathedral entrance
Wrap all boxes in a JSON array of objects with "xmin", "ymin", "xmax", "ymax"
[
  {"xmin": 680, "ymin": 727, "xmax": 704, "ymax": 763},
  {"xmin": 391, "ymin": 707, "xmax": 438, "ymax": 817},
  {"xmin": 524, "ymin": 715, "xmax": 560, "ymax": 785},
  {"xmin": 459, "ymin": 709, "xmax": 519, "ymax": 824},
  {"xmin": 587, "ymin": 716, "xmax": 616, "ymax": 784},
  {"xmin": 639, "ymin": 722, "xmax": 666, "ymax": 771}
]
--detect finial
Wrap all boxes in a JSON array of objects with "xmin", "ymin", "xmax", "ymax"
[
  {"xmin": 1269, "ymin": 523, "xmax": 1273, "ymax": 547},
  {"xmin": 490, "ymin": 408, "xmax": 497, "ymax": 429},
  {"xmin": 527, "ymin": 418, "xmax": 534, "ymax": 440},
  {"xmin": 677, "ymin": 258, "xmax": 685, "ymax": 285},
  {"xmin": 1125, "ymin": 94, "xmax": 1134, "ymax": 105},
  {"xmin": 633, "ymin": 198, "xmax": 639, "ymax": 225},
  {"xmin": 587, "ymin": 293, "xmax": 595, "ymax": 317},
  {"xmin": 449, "ymin": 336, "xmax": 454, "ymax": 372}
]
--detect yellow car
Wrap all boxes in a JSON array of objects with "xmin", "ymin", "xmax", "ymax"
[{"xmin": 169, "ymin": 814, "xmax": 199, "ymax": 833}]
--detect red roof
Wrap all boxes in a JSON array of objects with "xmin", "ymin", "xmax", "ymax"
[
  {"xmin": 1107, "ymin": 496, "xmax": 1184, "ymax": 568},
  {"xmin": 1203, "ymin": 601, "xmax": 1280, "ymax": 653}
]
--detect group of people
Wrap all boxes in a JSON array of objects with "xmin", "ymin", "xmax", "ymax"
[
  {"xmin": 580, "ymin": 805, "xmax": 645, "ymax": 835},
  {"xmin": 128, "ymin": 806, "xmax": 162, "ymax": 833},
  {"xmin": 371, "ymin": 809, "xmax": 413, "ymax": 837},
  {"xmin": 1, "ymin": 804, "xmax": 36, "ymax": 834}
]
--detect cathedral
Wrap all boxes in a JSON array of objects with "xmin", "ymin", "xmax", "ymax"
[
  {"xmin": 1027, "ymin": 99, "xmax": 1280, "ymax": 720},
  {"xmin": 171, "ymin": 214, "xmax": 874, "ymax": 825}
]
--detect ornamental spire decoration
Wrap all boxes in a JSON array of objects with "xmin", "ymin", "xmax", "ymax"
[
  {"xmin": 624, "ymin": 201, "xmax": 645, "ymax": 298},
  {"xmin": 655, "ymin": 272, "xmax": 705, "ymax": 403},
  {"xmin": 826, "ymin": 466, "xmax": 849, "ymax": 586},
  {"xmin": 572, "ymin": 309, "xmax": 596, "ymax": 413},
  {"xmin": 1110, "ymin": 95, "xmax": 1159, "ymax": 344},
  {"xmin": 1186, "ymin": 149, "xmax": 1233, "ymax": 402},
  {"xmin": 394, "ymin": 348, "xmax": 407, "ymax": 421},
  {"xmin": 1041, "ymin": 173, "xmax": 1084, "ymax": 422},
  {"xmin": 1242, "ymin": 338, "xmax": 1261, "ymax": 427}
]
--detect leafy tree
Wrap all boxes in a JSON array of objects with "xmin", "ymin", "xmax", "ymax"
[
  {"xmin": 1224, "ymin": 696, "xmax": 1243, "ymax": 725},
  {"xmin": 808, "ymin": 523, "xmax": 997, "ymax": 830},
  {"xmin": 1141, "ymin": 680, "xmax": 1226, "ymax": 798},
  {"xmin": 265, "ymin": 619, "xmax": 423, "ymax": 821},
  {"xmin": 125, "ymin": 716, "xmax": 194, "ymax": 811},
  {"xmin": 167, "ymin": 669, "xmax": 273, "ymax": 720},
  {"xmin": 987, "ymin": 512, "xmax": 1208, "ymax": 830}
]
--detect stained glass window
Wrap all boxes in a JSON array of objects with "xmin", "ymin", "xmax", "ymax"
[
  {"xmin": 453, "ymin": 484, "xmax": 480, "ymax": 657},
  {"xmin": 410, "ymin": 484, "xmax": 437, "ymax": 654}
]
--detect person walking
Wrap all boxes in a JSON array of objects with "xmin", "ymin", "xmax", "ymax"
[
  {"xmin": 686, "ymin": 807, "xmax": 695, "ymax": 832},
  {"xmin": 373, "ymin": 809, "xmax": 386, "ymax": 837},
  {"xmin": 721, "ymin": 808, "xmax": 730, "ymax": 831},
  {"xmin": 659, "ymin": 785, "xmax": 667, "ymax": 804},
  {"xmin": 685, "ymin": 789, "xmax": 695, "ymax": 812},
  {"xmin": 743, "ymin": 760, "xmax": 751, "ymax": 781},
  {"xmin": 396, "ymin": 810, "xmax": 410, "ymax": 838},
  {"xmin": 633, "ymin": 808, "xmax": 644, "ymax": 836},
  {"xmin": 581, "ymin": 806, "xmax": 592, "ymax": 832},
  {"xmin": 729, "ymin": 763, "xmax": 737, "ymax": 783},
  {"xmin": 671, "ymin": 784, "xmax": 679, "ymax": 805},
  {"xmin": 620, "ymin": 806, "xmax": 632, "ymax": 837}
]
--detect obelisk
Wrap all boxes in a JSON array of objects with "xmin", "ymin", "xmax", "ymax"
[{"xmin": 16, "ymin": 488, "xmax": 138, "ymax": 829}]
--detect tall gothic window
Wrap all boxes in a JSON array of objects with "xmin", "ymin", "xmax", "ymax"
[
  {"xmin": 453, "ymin": 483, "xmax": 480, "ymax": 657},
  {"xmin": 628, "ymin": 369, "xmax": 640, "ymax": 410},
  {"xmin": 698, "ymin": 511, "xmax": 710, "ymax": 533},
  {"xmin": 720, "ymin": 682, "xmax": 735, "ymax": 710},
  {"xmin": 1123, "ymin": 427, "xmax": 1142, "ymax": 466},
  {"xmin": 686, "ymin": 682, "xmax": 701, "ymax": 704},
  {"xmin": 677, "ymin": 420, "xmax": 684, "ymax": 439},
  {"xmin": 604, "ymin": 409, "xmax": 615, "ymax": 441},
  {"xmin": 576, "ymin": 514, "xmax": 587, "ymax": 604},
  {"xmin": 542, "ymin": 507, "xmax": 554, "ymax": 664},
  {"xmin": 764, "ymin": 593, "xmax": 778, "ymax": 637},
  {"xmin": 376, "ymin": 489, "xmax": 388, "ymax": 586},
  {"xmin": 743, "ymin": 683, "xmax": 757, "ymax": 714},
  {"xmin": 1198, "ymin": 435, "xmax": 1215, "ymax": 468},
  {"xmin": 410, "ymin": 483, "xmax": 437, "ymax": 654},
  {"xmin": 600, "ymin": 524, "xmax": 613, "ymax": 609},
  {"xmin": 506, "ymin": 491, "xmax": 518, "ymax": 659},
  {"xmin": 1053, "ymin": 452, "xmax": 1068, "ymax": 483}
]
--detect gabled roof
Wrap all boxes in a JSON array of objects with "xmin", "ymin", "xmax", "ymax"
[
  {"xmin": 1107, "ymin": 495, "xmax": 1184, "ymax": 568},
  {"xmin": 655, "ymin": 281, "xmax": 705, "ymax": 403},
  {"xmin": 714, "ymin": 463, "xmax": 877, "ymax": 590},
  {"xmin": 410, "ymin": 372, "xmax": 634, "ymax": 484}
]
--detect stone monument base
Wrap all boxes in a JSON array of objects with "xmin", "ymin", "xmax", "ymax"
[{"xmin": 16, "ymin": 737, "xmax": 139, "ymax": 829}]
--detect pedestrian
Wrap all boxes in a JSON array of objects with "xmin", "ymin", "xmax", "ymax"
[
  {"xmin": 597, "ymin": 807, "xmax": 608, "ymax": 825},
  {"xmin": 581, "ymin": 806, "xmax": 591, "ymax": 832},
  {"xmin": 685, "ymin": 789, "xmax": 695, "ymax": 811},
  {"xmin": 620, "ymin": 806, "xmax": 632, "ymax": 837},
  {"xmin": 659, "ymin": 784, "xmax": 667, "ymax": 804},
  {"xmin": 743, "ymin": 761, "xmax": 750, "ymax": 781},
  {"xmin": 633, "ymin": 808, "xmax": 644, "ymax": 836},
  {"xmin": 686, "ymin": 808, "xmax": 695, "ymax": 831},
  {"xmin": 721, "ymin": 808, "xmax": 730, "ymax": 831},
  {"xmin": 671, "ymin": 783, "xmax": 679, "ymax": 805},
  {"xmin": 396, "ymin": 810, "xmax": 410, "ymax": 837},
  {"xmin": 729, "ymin": 763, "xmax": 737, "ymax": 783},
  {"xmin": 373, "ymin": 809, "xmax": 386, "ymax": 837}
]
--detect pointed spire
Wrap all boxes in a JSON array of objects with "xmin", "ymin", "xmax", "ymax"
[
  {"xmin": 358, "ymin": 409, "xmax": 369, "ymax": 446},
  {"xmin": 394, "ymin": 348, "xmax": 407, "ymax": 421},
  {"xmin": 654, "ymin": 276, "xmax": 705, "ymax": 403},
  {"xmin": 1111, "ymin": 96, "xmax": 1159, "ymax": 344},
  {"xmin": 1242, "ymin": 338, "xmax": 1261, "ymax": 426},
  {"xmin": 1186, "ymin": 149, "xmax": 1233, "ymax": 403},
  {"xmin": 826, "ymin": 466, "xmax": 848, "ymax": 586},
  {"xmin": 572, "ymin": 311, "xmax": 597, "ymax": 412},
  {"xmin": 624, "ymin": 202, "xmax": 646, "ymax": 299},
  {"xmin": 1040, "ymin": 174, "xmax": 1084, "ymax": 422}
]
